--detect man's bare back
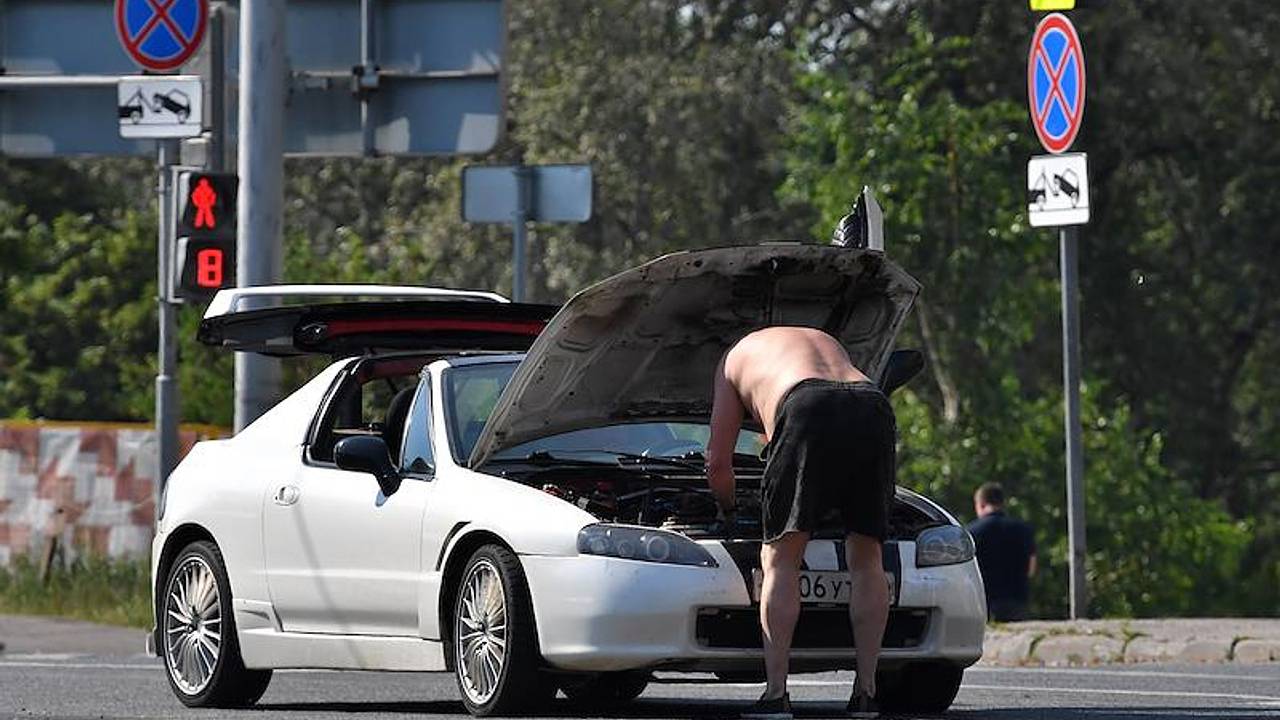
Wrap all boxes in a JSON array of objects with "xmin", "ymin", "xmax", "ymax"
[
  {"xmin": 722, "ymin": 327, "xmax": 868, "ymax": 440},
  {"xmin": 705, "ymin": 326, "xmax": 869, "ymax": 515}
]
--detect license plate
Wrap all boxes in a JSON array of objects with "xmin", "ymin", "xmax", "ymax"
[{"xmin": 751, "ymin": 569, "xmax": 896, "ymax": 605}]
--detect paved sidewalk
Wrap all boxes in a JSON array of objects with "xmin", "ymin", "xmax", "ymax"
[
  {"xmin": 0, "ymin": 614, "xmax": 147, "ymax": 657},
  {"xmin": 982, "ymin": 618, "xmax": 1280, "ymax": 666}
]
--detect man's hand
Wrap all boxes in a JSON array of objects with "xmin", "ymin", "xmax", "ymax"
[{"xmin": 716, "ymin": 504, "xmax": 739, "ymax": 538}]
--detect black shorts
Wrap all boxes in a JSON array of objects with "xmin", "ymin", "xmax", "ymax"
[{"xmin": 761, "ymin": 379, "xmax": 896, "ymax": 543}]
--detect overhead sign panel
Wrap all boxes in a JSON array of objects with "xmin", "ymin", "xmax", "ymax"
[
  {"xmin": 233, "ymin": 0, "xmax": 506, "ymax": 156},
  {"xmin": 114, "ymin": 0, "xmax": 208, "ymax": 71},
  {"xmin": 1028, "ymin": 153, "xmax": 1090, "ymax": 227},
  {"xmin": 2, "ymin": 1, "xmax": 505, "ymax": 158},
  {"xmin": 0, "ymin": 1, "xmax": 156, "ymax": 156},
  {"xmin": 118, "ymin": 76, "xmax": 203, "ymax": 138},
  {"xmin": 1028, "ymin": 12, "xmax": 1085, "ymax": 154}
]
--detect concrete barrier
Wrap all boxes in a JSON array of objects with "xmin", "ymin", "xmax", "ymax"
[{"xmin": 0, "ymin": 421, "xmax": 226, "ymax": 565}]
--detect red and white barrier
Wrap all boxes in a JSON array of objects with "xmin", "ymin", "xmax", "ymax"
[{"xmin": 0, "ymin": 421, "xmax": 225, "ymax": 565}]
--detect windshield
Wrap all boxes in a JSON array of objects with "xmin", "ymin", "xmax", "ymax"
[
  {"xmin": 492, "ymin": 424, "xmax": 764, "ymax": 461},
  {"xmin": 443, "ymin": 361, "xmax": 765, "ymax": 464}
]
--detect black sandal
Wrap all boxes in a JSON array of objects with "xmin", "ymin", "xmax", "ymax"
[
  {"xmin": 741, "ymin": 692, "xmax": 793, "ymax": 720},
  {"xmin": 846, "ymin": 688, "xmax": 880, "ymax": 718}
]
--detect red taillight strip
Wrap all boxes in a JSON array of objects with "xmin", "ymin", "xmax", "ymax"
[{"xmin": 322, "ymin": 318, "xmax": 546, "ymax": 337}]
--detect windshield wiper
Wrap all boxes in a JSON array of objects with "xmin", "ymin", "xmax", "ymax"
[
  {"xmin": 589, "ymin": 449, "xmax": 706, "ymax": 472},
  {"xmin": 503, "ymin": 448, "xmax": 705, "ymax": 472}
]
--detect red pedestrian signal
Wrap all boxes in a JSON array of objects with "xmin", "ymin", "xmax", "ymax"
[
  {"xmin": 191, "ymin": 178, "xmax": 218, "ymax": 229},
  {"xmin": 175, "ymin": 171, "xmax": 238, "ymax": 301},
  {"xmin": 176, "ymin": 171, "xmax": 237, "ymax": 239}
]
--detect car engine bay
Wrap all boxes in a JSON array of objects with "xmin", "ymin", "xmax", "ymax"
[{"xmin": 498, "ymin": 461, "xmax": 948, "ymax": 541}]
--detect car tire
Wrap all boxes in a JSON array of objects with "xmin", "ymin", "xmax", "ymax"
[
  {"xmin": 875, "ymin": 661, "xmax": 963, "ymax": 714},
  {"xmin": 452, "ymin": 544, "xmax": 548, "ymax": 716},
  {"xmin": 560, "ymin": 670, "xmax": 650, "ymax": 707},
  {"xmin": 160, "ymin": 540, "xmax": 272, "ymax": 708}
]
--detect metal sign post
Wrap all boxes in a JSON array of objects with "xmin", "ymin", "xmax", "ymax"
[
  {"xmin": 463, "ymin": 164, "xmax": 594, "ymax": 301},
  {"xmin": 512, "ymin": 166, "xmax": 532, "ymax": 302},
  {"xmin": 155, "ymin": 143, "xmax": 181, "ymax": 513},
  {"xmin": 1059, "ymin": 224, "xmax": 1086, "ymax": 619},
  {"xmin": 1028, "ymin": 10, "xmax": 1089, "ymax": 619}
]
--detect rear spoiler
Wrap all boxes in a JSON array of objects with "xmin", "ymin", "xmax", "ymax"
[
  {"xmin": 203, "ymin": 284, "xmax": 507, "ymax": 319},
  {"xmin": 197, "ymin": 284, "xmax": 555, "ymax": 357}
]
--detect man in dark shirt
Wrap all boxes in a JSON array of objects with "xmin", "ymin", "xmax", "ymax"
[{"xmin": 966, "ymin": 482, "xmax": 1037, "ymax": 622}]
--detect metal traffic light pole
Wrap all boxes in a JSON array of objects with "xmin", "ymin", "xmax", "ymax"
[{"xmin": 234, "ymin": 0, "xmax": 286, "ymax": 432}]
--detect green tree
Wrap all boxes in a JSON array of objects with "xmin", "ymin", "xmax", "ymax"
[
  {"xmin": 782, "ymin": 12, "xmax": 1254, "ymax": 616},
  {"xmin": 0, "ymin": 208, "xmax": 156, "ymax": 420}
]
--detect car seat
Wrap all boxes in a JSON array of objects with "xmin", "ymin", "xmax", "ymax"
[{"xmin": 383, "ymin": 387, "xmax": 416, "ymax": 464}]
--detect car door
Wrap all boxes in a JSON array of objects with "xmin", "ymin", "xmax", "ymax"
[{"xmin": 263, "ymin": 366, "xmax": 435, "ymax": 636}]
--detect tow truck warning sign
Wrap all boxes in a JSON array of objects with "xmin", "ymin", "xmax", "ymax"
[{"xmin": 1028, "ymin": 153, "xmax": 1089, "ymax": 227}]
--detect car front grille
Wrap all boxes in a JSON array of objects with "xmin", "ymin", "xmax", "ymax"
[{"xmin": 695, "ymin": 607, "xmax": 930, "ymax": 650}]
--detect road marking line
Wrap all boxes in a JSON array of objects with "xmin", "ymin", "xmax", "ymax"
[
  {"xmin": 0, "ymin": 653, "xmax": 86, "ymax": 661},
  {"xmin": 961, "ymin": 683, "xmax": 1280, "ymax": 704},
  {"xmin": 969, "ymin": 666, "xmax": 1280, "ymax": 682},
  {"xmin": 0, "ymin": 661, "xmax": 156, "ymax": 670}
]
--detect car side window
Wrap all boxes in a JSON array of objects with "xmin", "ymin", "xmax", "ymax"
[
  {"xmin": 400, "ymin": 375, "xmax": 434, "ymax": 476},
  {"xmin": 309, "ymin": 358, "xmax": 427, "ymax": 464}
]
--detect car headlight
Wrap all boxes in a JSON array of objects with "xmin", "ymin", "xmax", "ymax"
[
  {"xmin": 916, "ymin": 525, "xmax": 975, "ymax": 567},
  {"xmin": 577, "ymin": 524, "xmax": 717, "ymax": 568}
]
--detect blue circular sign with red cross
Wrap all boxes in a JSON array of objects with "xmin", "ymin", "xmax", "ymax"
[
  {"xmin": 115, "ymin": 0, "xmax": 208, "ymax": 72},
  {"xmin": 1028, "ymin": 12, "xmax": 1085, "ymax": 154}
]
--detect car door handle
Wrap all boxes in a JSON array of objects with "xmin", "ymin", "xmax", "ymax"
[{"xmin": 273, "ymin": 485, "xmax": 300, "ymax": 506}]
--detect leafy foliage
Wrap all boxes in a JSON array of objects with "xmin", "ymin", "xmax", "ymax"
[{"xmin": 782, "ymin": 10, "xmax": 1258, "ymax": 616}]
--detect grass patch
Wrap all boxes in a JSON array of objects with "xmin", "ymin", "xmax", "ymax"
[{"xmin": 0, "ymin": 553, "xmax": 152, "ymax": 628}]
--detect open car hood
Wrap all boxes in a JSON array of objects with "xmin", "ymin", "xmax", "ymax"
[
  {"xmin": 198, "ymin": 298, "xmax": 558, "ymax": 357},
  {"xmin": 468, "ymin": 245, "xmax": 921, "ymax": 467}
]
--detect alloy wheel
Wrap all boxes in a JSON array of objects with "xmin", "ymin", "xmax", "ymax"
[
  {"xmin": 163, "ymin": 555, "xmax": 222, "ymax": 695},
  {"xmin": 456, "ymin": 558, "xmax": 509, "ymax": 705}
]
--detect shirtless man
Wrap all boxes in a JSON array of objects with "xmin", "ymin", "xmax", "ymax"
[{"xmin": 706, "ymin": 327, "xmax": 895, "ymax": 719}]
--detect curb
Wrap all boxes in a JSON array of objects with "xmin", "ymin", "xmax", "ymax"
[{"xmin": 980, "ymin": 619, "xmax": 1280, "ymax": 666}]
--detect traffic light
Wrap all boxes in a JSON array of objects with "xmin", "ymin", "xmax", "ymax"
[{"xmin": 174, "ymin": 171, "xmax": 238, "ymax": 301}]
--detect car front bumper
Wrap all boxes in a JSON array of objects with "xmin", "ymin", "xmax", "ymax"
[{"xmin": 521, "ymin": 540, "xmax": 985, "ymax": 673}]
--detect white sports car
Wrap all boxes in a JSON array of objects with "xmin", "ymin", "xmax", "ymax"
[{"xmin": 151, "ymin": 245, "xmax": 985, "ymax": 716}]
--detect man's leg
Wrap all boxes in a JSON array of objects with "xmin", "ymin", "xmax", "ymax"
[
  {"xmin": 759, "ymin": 531, "xmax": 809, "ymax": 700},
  {"xmin": 845, "ymin": 532, "xmax": 889, "ymax": 697}
]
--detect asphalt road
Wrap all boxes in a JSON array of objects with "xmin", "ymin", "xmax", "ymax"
[{"xmin": 1, "ymin": 655, "xmax": 1278, "ymax": 719}]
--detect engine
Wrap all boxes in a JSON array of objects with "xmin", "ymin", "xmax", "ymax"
[{"xmin": 511, "ymin": 462, "xmax": 943, "ymax": 540}]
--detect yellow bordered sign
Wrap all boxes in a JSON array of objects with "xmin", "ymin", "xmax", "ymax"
[{"xmin": 1030, "ymin": 0, "xmax": 1075, "ymax": 9}]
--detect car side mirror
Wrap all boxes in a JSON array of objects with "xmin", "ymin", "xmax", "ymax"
[
  {"xmin": 880, "ymin": 349, "xmax": 925, "ymax": 395},
  {"xmin": 334, "ymin": 436, "xmax": 402, "ymax": 497}
]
